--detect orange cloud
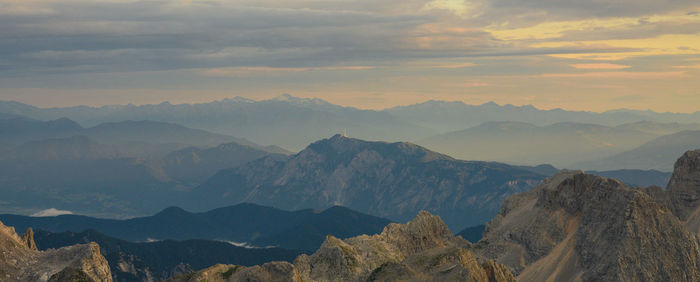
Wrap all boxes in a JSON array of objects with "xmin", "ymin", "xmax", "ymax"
[
  {"xmin": 541, "ymin": 71, "xmax": 686, "ymax": 78},
  {"xmin": 571, "ymin": 63, "xmax": 631, "ymax": 70},
  {"xmin": 673, "ymin": 64, "xmax": 700, "ymax": 69}
]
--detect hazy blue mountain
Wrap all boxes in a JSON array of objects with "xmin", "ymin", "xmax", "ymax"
[
  {"xmin": 0, "ymin": 121, "xmax": 285, "ymax": 217},
  {"xmin": 83, "ymin": 120, "xmax": 246, "ymax": 150},
  {"xmin": 33, "ymin": 229, "xmax": 305, "ymax": 281},
  {"xmin": 190, "ymin": 135, "xmax": 545, "ymax": 231},
  {"xmin": 3, "ymin": 97, "xmax": 700, "ymax": 150},
  {"xmin": 419, "ymin": 121, "xmax": 656, "ymax": 167},
  {"xmin": 0, "ymin": 117, "xmax": 83, "ymax": 146},
  {"xmin": 1, "ymin": 135, "xmax": 119, "ymax": 161},
  {"xmin": 0, "ymin": 112, "xmax": 28, "ymax": 120},
  {"xmin": 573, "ymin": 130, "xmax": 700, "ymax": 171},
  {"xmin": 162, "ymin": 142, "xmax": 286, "ymax": 184},
  {"xmin": 0, "ymin": 116, "xmax": 250, "ymax": 156},
  {"xmin": 387, "ymin": 100, "xmax": 700, "ymax": 133},
  {"xmin": 614, "ymin": 120, "xmax": 700, "ymax": 136},
  {"xmin": 0, "ymin": 203, "xmax": 391, "ymax": 251},
  {"xmin": 0, "ymin": 95, "xmax": 435, "ymax": 151},
  {"xmin": 0, "ymin": 158, "xmax": 181, "ymax": 218}
]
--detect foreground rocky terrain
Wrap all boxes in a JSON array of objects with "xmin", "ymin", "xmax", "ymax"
[
  {"xmin": 170, "ymin": 211, "xmax": 514, "ymax": 282},
  {"xmin": 174, "ymin": 150, "xmax": 700, "ymax": 282},
  {"xmin": 0, "ymin": 222, "xmax": 112, "ymax": 281},
  {"xmin": 475, "ymin": 151, "xmax": 700, "ymax": 281}
]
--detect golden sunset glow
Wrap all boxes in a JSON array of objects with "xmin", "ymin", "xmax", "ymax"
[{"xmin": 0, "ymin": 0, "xmax": 698, "ymax": 112}]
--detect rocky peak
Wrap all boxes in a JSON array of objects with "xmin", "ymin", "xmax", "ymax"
[
  {"xmin": 20, "ymin": 227, "xmax": 37, "ymax": 251},
  {"xmin": 667, "ymin": 149, "xmax": 700, "ymax": 221},
  {"xmin": 0, "ymin": 220, "xmax": 112, "ymax": 281},
  {"xmin": 377, "ymin": 211, "xmax": 458, "ymax": 257},
  {"xmin": 173, "ymin": 211, "xmax": 514, "ymax": 282},
  {"xmin": 478, "ymin": 170, "xmax": 700, "ymax": 281}
]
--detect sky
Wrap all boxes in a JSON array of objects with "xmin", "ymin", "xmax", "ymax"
[{"xmin": 0, "ymin": 0, "xmax": 699, "ymax": 112}]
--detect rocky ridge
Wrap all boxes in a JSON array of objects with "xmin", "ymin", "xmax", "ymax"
[
  {"xmin": 171, "ymin": 211, "xmax": 515, "ymax": 282},
  {"xmin": 666, "ymin": 150, "xmax": 700, "ymax": 234},
  {"xmin": 476, "ymin": 168, "xmax": 700, "ymax": 281},
  {"xmin": 0, "ymin": 220, "xmax": 112, "ymax": 281}
]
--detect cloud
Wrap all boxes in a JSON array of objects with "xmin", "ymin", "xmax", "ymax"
[
  {"xmin": 673, "ymin": 64, "xmax": 700, "ymax": 69},
  {"xmin": 571, "ymin": 63, "xmax": 631, "ymax": 70},
  {"xmin": 31, "ymin": 208, "xmax": 73, "ymax": 217},
  {"xmin": 198, "ymin": 65, "xmax": 375, "ymax": 77},
  {"xmin": 541, "ymin": 71, "xmax": 686, "ymax": 78}
]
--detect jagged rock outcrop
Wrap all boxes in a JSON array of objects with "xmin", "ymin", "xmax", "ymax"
[
  {"xmin": 171, "ymin": 212, "xmax": 515, "ymax": 282},
  {"xmin": 476, "ymin": 171, "xmax": 700, "ymax": 281},
  {"xmin": 21, "ymin": 227, "xmax": 37, "ymax": 251},
  {"xmin": 667, "ymin": 150, "xmax": 700, "ymax": 234},
  {"xmin": 0, "ymin": 221, "xmax": 112, "ymax": 281}
]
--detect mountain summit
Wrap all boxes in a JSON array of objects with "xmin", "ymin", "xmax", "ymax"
[{"xmin": 191, "ymin": 135, "xmax": 544, "ymax": 231}]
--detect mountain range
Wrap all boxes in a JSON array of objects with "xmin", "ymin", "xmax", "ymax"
[
  {"xmin": 176, "ymin": 150, "xmax": 700, "ymax": 281},
  {"xmin": 419, "ymin": 121, "xmax": 667, "ymax": 167},
  {"xmin": 33, "ymin": 229, "xmax": 305, "ymax": 282},
  {"xmin": 189, "ymin": 134, "xmax": 546, "ymax": 231},
  {"xmin": 3, "ymin": 95, "xmax": 700, "ymax": 152},
  {"xmin": 0, "ymin": 117, "xmax": 291, "ymax": 217},
  {"xmin": 573, "ymin": 130, "xmax": 700, "ymax": 171},
  {"xmin": 0, "ymin": 116, "xmax": 256, "ymax": 157},
  {"xmin": 3, "ymin": 150, "xmax": 699, "ymax": 281},
  {"xmin": 173, "ymin": 211, "xmax": 516, "ymax": 282},
  {"xmin": 0, "ymin": 203, "xmax": 391, "ymax": 252}
]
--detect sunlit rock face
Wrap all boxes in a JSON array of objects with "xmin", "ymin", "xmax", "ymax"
[
  {"xmin": 0, "ymin": 221, "xmax": 112, "ymax": 282},
  {"xmin": 477, "ymin": 169, "xmax": 700, "ymax": 281},
  {"xmin": 171, "ymin": 211, "xmax": 515, "ymax": 282}
]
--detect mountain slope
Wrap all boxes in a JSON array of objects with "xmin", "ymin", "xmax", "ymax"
[
  {"xmin": 419, "ymin": 121, "xmax": 656, "ymax": 167},
  {"xmin": 191, "ymin": 134, "xmax": 545, "ymax": 231},
  {"xmin": 475, "ymin": 171, "xmax": 700, "ymax": 281},
  {"xmin": 0, "ymin": 203, "xmax": 391, "ymax": 251},
  {"xmin": 173, "ymin": 211, "xmax": 515, "ymax": 282},
  {"xmin": 33, "ymin": 229, "xmax": 305, "ymax": 282},
  {"xmin": 1, "ymin": 135, "xmax": 119, "ymax": 161},
  {"xmin": 573, "ymin": 130, "xmax": 700, "ymax": 171},
  {"xmin": 162, "ymin": 142, "xmax": 281, "ymax": 184}
]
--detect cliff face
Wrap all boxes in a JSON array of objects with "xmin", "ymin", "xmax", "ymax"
[
  {"xmin": 667, "ymin": 150, "xmax": 700, "ymax": 234},
  {"xmin": 171, "ymin": 211, "xmax": 515, "ymax": 282},
  {"xmin": 476, "ymin": 171, "xmax": 700, "ymax": 281},
  {"xmin": 0, "ymin": 221, "xmax": 112, "ymax": 282}
]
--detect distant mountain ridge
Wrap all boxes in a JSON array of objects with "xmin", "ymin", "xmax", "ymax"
[
  {"xmin": 419, "ymin": 121, "xmax": 664, "ymax": 167},
  {"xmin": 5, "ymin": 95, "xmax": 699, "ymax": 150},
  {"xmin": 190, "ymin": 134, "xmax": 546, "ymax": 231},
  {"xmin": 0, "ymin": 96, "xmax": 435, "ymax": 151},
  {"xmin": 573, "ymin": 130, "xmax": 700, "ymax": 171},
  {"xmin": 0, "ymin": 203, "xmax": 391, "ymax": 252},
  {"xmin": 0, "ymin": 117, "xmax": 249, "ymax": 156},
  {"xmin": 33, "ymin": 229, "xmax": 305, "ymax": 281},
  {"xmin": 0, "ymin": 118, "xmax": 288, "ymax": 217}
]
